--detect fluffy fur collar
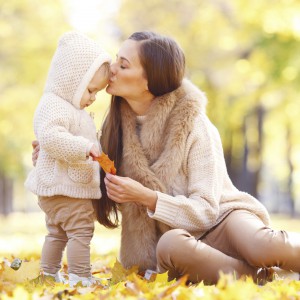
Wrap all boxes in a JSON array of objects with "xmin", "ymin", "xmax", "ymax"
[{"xmin": 119, "ymin": 79, "xmax": 207, "ymax": 271}]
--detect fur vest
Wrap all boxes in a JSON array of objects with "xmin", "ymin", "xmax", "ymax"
[
  {"xmin": 118, "ymin": 79, "xmax": 206, "ymax": 271},
  {"xmin": 117, "ymin": 79, "xmax": 270, "ymax": 272}
]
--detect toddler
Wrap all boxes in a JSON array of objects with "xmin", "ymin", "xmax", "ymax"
[{"xmin": 25, "ymin": 31, "xmax": 111, "ymax": 287}]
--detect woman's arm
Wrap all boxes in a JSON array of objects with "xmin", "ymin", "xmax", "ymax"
[
  {"xmin": 150, "ymin": 114, "xmax": 225, "ymax": 232},
  {"xmin": 104, "ymin": 173, "xmax": 158, "ymax": 211},
  {"xmin": 104, "ymin": 113, "xmax": 225, "ymax": 234}
]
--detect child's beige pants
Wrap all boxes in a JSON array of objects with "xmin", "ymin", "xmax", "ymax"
[
  {"xmin": 38, "ymin": 195, "xmax": 95, "ymax": 277},
  {"xmin": 156, "ymin": 210, "xmax": 300, "ymax": 284}
]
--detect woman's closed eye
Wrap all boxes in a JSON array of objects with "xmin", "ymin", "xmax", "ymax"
[{"xmin": 116, "ymin": 55, "xmax": 130, "ymax": 69}]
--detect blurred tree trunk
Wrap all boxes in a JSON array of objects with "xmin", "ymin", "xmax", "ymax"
[
  {"xmin": 286, "ymin": 124, "xmax": 295, "ymax": 216},
  {"xmin": 234, "ymin": 106, "xmax": 264, "ymax": 199},
  {"xmin": 224, "ymin": 130, "xmax": 233, "ymax": 176},
  {"xmin": 0, "ymin": 172, "xmax": 13, "ymax": 215}
]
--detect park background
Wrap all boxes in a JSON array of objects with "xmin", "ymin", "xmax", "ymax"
[
  {"xmin": 1, "ymin": 0, "xmax": 300, "ymax": 256},
  {"xmin": 0, "ymin": 0, "xmax": 300, "ymax": 216},
  {"xmin": 1, "ymin": 1, "xmax": 300, "ymax": 298}
]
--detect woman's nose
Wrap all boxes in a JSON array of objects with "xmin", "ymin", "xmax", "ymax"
[{"xmin": 110, "ymin": 62, "xmax": 117, "ymax": 75}]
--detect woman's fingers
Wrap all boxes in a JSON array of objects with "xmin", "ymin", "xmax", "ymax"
[
  {"xmin": 104, "ymin": 175, "xmax": 128, "ymax": 202},
  {"xmin": 105, "ymin": 173, "xmax": 120, "ymax": 183},
  {"xmin": 104, "ymin": 175, "xmax": 120, "ymax": 192},
  {"xmin": 107, "ymin": 189, "xmax": 123, "ymax": 203},
  {"xmin": 104, "ymin": 173, "xmax": 157, "ymax": 209}
]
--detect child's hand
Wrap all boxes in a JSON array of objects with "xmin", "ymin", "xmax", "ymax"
[{"xmin": 89, "ymin": 144, "xmax": 100, "ymax": 158}]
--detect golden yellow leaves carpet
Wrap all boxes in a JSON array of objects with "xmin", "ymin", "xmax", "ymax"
[
  {"xmin": 1, "ymin": 256, "xmax": 300, "ymax": 300},
  {"xmin": 1, "ymin": 213, "xmax": 300, "ymax": 299}
]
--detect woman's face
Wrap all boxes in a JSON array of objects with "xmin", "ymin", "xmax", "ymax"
[{"xmin": 106, "ymin": 39, "xmax": 152, "ymax": 102}]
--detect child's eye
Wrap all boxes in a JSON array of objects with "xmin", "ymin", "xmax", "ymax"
[
  {"xmin": 88, "ymin": 89, "xmax": 92, "ymax": 94},
  {"xmin": 120, "ymin": 65, "xmax": 126, "ymax": 69}
]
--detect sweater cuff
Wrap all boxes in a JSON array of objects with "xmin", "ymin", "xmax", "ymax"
[{"xmin": 147, "ymin": 191, "xmax": 179, "ymax": 224}]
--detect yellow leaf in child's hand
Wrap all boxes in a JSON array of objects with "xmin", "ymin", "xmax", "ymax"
[
  {"xmin": 94, "ymin": 152, "xmax": 117, "ymax": 175},
  {"xmin": 2, "ymin": 260, "xmax": 40, "ymax": 283}
]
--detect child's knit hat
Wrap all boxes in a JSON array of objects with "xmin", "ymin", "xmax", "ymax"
[{"xmin": 44, "ymin": 31, "xmax": 111, "ymax": 109}]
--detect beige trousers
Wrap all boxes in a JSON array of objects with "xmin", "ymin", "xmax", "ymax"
[
  {"xmin": 38, "ymin": 196, "xmax": 95, "ymax": 277},
  {"xmin": 156, "ymin": 210, "xmax": 300, "ymax": 284}
]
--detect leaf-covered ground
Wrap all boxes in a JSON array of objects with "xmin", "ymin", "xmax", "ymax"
[{"xmin": 0, "ymin": 212, "xmax": 300, "ymax": 299}]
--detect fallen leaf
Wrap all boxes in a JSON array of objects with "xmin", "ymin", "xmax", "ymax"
[
  {"xmin": 2, "ymin": 260, "xmax": 40, "ymax": 283},
  {"xmin": 111, "ymin": 259, "xmax": 139, "ymax": 284},
  {"xmin": 157, "ymin": 274, "xmax": 189, "ymax": 298},
  {"xmin": 94, "ymin": 152, "xmax": 117, "ymax": 175}
]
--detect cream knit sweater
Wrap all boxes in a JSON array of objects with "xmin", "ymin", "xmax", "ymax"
[
  {"xmin": 25, "ymin": 32, "xmax": 111, "ymax": 199},
  {"xmin": 118, "ymin": 79, "xmax": 270, "ymax": 271},
  {"xmin": 150, "ymin": 112, "xmax": 270, "ymax": 237}
]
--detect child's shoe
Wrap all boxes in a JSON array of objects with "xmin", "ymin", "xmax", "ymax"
[
  {"xmin": 43, "ymin": 270, "xmax": 66, "ymax": 283},
  {"xmin": 68, "ymin": 273, "xmax": 99, "ymax": 287}
]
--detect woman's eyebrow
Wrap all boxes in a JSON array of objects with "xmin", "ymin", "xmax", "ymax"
[{"xmin": 117, "ymin": 54, "xmax": 130, "ymax": 64}]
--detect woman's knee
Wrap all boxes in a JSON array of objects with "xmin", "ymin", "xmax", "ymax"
[
  {"xmin": 156, "ymin": 229, "xmax": 192, "ymax": 261},
  {"xmin": 245, "ymin": 229, "xmax": 300, "ymax": 268}
]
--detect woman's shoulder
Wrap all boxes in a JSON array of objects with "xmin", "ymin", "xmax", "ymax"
[
  {"xmin": 180, "ymin": 79, "xmax": 208, "ymax": 112},
  {"xmin": 187, "ymin": 112, "xmax": 222, "ymax": 152}
]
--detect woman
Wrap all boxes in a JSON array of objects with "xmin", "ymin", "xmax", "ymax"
[{"xmin": 33, "ymin": 31, "xmax": 300, "ymax": 285}]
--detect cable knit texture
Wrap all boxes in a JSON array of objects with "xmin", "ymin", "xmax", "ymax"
[
  {"xmin": 118, "ymin": 79, "xmax": 270, "ymax": 271},
  {"xmin": 25, "ymin": 31, "xmax": 111, "ymax": 199}
]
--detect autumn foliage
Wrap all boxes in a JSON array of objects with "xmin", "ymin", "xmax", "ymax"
[
  {"xmin": 94, "ymin": 152, "xmax": 117, "ymax": 175},
  {"xmin": 1, "ymin": 213, "xmax": 300, "ymax": 299},
  {"xmin": 1, "ymin": 257, "xmax": 300, "ymax": 299}
]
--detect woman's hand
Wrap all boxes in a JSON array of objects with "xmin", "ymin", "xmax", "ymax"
[
  {"xmin": 104, "ymin": 173, "xmax": 157, "ymax": 211},
  {"xmin": 32, "ymin": 140, "xmax": 40, "ymax": 166}
]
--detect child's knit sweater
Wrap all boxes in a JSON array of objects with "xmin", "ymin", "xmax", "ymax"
[{"xmin": 25, "ymin": 32, "xmax": 111, "ymax": 199}]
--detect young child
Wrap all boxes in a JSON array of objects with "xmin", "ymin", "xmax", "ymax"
[{"xmin": 25, "ymin": 31, "xmax": 111, "ymax": 287}]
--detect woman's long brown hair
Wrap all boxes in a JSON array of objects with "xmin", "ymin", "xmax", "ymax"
[
  {"xmin": 95, "ymin": 96, "xmax": 122, "ymax": 228},
  {"xmin": 95, "ymin": 31, "xmax": 185, "ymax": 228}
]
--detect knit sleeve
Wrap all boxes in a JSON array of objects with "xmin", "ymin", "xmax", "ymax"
[
  {"xmin": 34, "ymin": 95, "xmax": 90, "ymax": 162},
  {"xmin": 149, "ymin": 113, "xmax": 226, "ymax": 234}
]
